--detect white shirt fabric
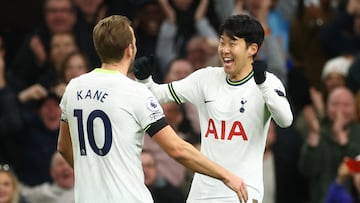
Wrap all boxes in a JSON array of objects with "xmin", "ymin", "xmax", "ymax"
[
  {"xmin": 140, "ymin": 67, "xmax": 293, "ymax": 203},
  {"xmin": 21, "ymin": 183, "xmax": 74, "ymax": 203},
  {"xmin": 60, "ymin": 68, "xmax": 165, "ymax": 203}
]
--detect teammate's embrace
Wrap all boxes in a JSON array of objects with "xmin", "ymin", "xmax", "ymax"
[
  {"xmin": 57, "ymin": 15, "xmax": 249, "ymax": 203},
  {"xmin": 134, "ymin": 14, "xmax": 293, "ymax": 203}
]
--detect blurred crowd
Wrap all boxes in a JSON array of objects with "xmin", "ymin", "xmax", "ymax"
[{"xmin": 1, "ymin": 0, "xmax": 360, "ymax": 203}]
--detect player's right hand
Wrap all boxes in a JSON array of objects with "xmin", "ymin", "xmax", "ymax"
[
  {"xmin": 223, "ymin": 175, "xmax": 248, "ymax": 202},
  {"xmin": 133, "ymin": 55, "xmax": 154, "ymax": 80}
]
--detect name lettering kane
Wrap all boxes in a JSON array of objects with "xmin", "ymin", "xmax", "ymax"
[
  {"xmin": 205, "ymin": 118, "xmax": 248, "ymax": 140},
  {"xmin": 77, "ymin": 89, "xmax": 109, "ymax": 103}
]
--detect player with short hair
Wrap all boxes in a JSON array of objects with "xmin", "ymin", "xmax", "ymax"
[
  {"xmin": 57, "ymin": 15, "xmax": 249, "ymax": 203},
  {"xmin": 134, "ymin": 14, "xmax": 293, "ymax": 203}
]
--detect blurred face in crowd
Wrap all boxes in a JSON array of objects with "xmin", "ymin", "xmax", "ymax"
[
  {"xmin": 45, "ymin": 0, "xmax": 76, "ymax": 34},
  {"xmin": 74, "ymin": 0, "xmax": 103, "ymax": 16},
  {"xmin": 63, "ymin": 53, "xmax": 89, "ymax": 83},
  {"xmin": 162, "ymin": 102, "xmax": 184, "ymax": 130},
  {"xmin": 171, "ymin": 0, "xmax": 193, "ymax": 11},
  {"xmin": 0, "ymin": 169, "xmax": 17, "ymax": 203},
  {"xmin": 327, "ymin": 87, "xmax": 356, "ymax": 125},
  {"xmin": 165, "ymin": 59, "xmax": 193, "ymax": 82},
  {"xmin": 245, "ymin": 0, "xmax": 273, "ymax": 17},
  {"xmin": 50, "ymin": 32, "xmax": 78, "ymax": 70},
  {"xmin": 141, "ymin": 152, "xmax": 157, "ymax": 186},
  {"xmin": 39, "ymin": 97, "xmax": 62, "ymax": 131},
  {"xmin": 50, "ymin": 153, "xmax": 74, "ymax": 189},
  {"xmin": 186, "ymin": 37, "xmax": 207, "ymax": 70},
  {"xmin": 324, "ymin": 73, "xmax": 347, "ymax": 93},
  {"xmin": 135, "ymin": 2, "xmax": 164, "ymax": 37}
]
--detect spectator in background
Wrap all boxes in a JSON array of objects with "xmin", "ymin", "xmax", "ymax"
[
  {"xmin": 235, "ymin": 0, "xmax": 288, "ymax": 85},
  {"xmin": 164, "ymin": 58, "xmax": 200, "ymax": 137},
  {"xmin": 141, "ymin": 150, "xmax": 186, "ymax": 203},
  {"xmin": 8, "ymin": 0, "xmax": 76, "ymax": 92},
  {"xmin": 16, "ymin": 93, "xmax": 62, "ymax": 186},
  {"xmin": 309, "ymin": 55, "xmax": 353, "ymax": 123},
  {"xmin": 73, "ymin": 0, "xmax": 109, "ymax": 68},
  {"xmin": 292, "ymin": 55, "xmax": 353, "ymax": 139},
  {"xmin": 0, "ymin": 164, "xmax": 23, "ymax": 203},
  {"xmin": 347, "ymin": 52, "xmax": 360, "ymax": 94},
  {"xmin": 38, "ymin": 32, "xmax": 79, "ymax": 90},
  {"xmin": 133, "ymin": 0, "xmax": 166, "ymax": 83},
  {"xmin": 320, "ymin": 0, "xmax": 360, "ymax": 58},
  {"xmin": 15, "ymin": 31, "xmax": 79, "ymax": 111},
  {"xmin": 156, "ymin": 0, "xmax": 220, "ymax": 74},
  {"xmin": 299, "ymin": 87, "xmax": 360, "ymax": 203},
  {"xmin": 52, "ymin": 51, "xmax": 90, "ymax": 97},
  {"xmin": 21, "ymin": 152, "xmax": 74, "ymax": 203},
  {"xmin": 185, "ymin": 35, "xmax": 221, "ymax": 70},
  {"xmin": 0, "ymin": 35, "xmax": 23, "ymax": 168},
  {"xmin": 143, "ymin": 101, "xmax": 194, "ymax": 187},
  {"xmin": 325, "ymin": 156, "xmax": 360, "ymax": 203},
  {"xmin": 263, "ymin": 120, "xmax": 277, "ymax": 203},
  {"xmin": 289, "ymin": 0, "xmax": 336, "ymax": 90},
  {"xmin": 356, "ymin": 90, "xmax": 360, "ymax": 122}
]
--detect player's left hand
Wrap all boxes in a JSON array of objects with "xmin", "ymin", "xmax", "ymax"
[
  {"xmin": 252, "ymin": 60, "xmax": 267, "ymax": 84},
  {"xmin": 133, "ymin": 55, "xmax": 155, "ymax": 80}
]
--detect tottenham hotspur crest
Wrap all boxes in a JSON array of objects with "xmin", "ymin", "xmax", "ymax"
[{"xmin": 239, "ymin": 98, "xmax": 247, "ymax": 113}]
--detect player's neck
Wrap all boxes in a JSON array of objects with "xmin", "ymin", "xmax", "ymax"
[{"xmin": 101, "ymin": 61, "xmax": 129, "ymax": 75}]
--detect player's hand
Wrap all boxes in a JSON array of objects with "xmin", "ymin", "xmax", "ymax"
[
  {"xmin": 252, "ymin": 60, "xmax": 267, "ymax": 84},
  {"xmin": 133, "ymin": 55, "xmax": 155, "ymax": 80},
  {"xmin": 223, "ymin": 175, "xmax": 248, "ymax": 202}
]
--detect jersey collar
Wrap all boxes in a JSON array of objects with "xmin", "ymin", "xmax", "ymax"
[{"xmin": 226, "ymin": 71, "xmax": 254, "ymax": 86}]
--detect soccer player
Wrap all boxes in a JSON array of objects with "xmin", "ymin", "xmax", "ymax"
[
  {"xmin": 57, "ymin": 15, "xmax": 248, "ymax": 203},
  {"xmin": 133, "ymin": 14, "xmax": 293, "ymax": 203}
]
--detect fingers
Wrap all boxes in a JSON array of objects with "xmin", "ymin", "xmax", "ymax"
[{"xmin": 238, "ymin": 183, "xmax": 248, "ymax": 202}]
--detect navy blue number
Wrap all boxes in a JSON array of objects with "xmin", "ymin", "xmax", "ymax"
[{"xmin": 74, "ymin": 109, "xmax": 112, "ymax": 156}]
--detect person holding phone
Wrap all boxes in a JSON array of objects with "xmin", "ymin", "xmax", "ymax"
[{"xmin": 325, "ymin": 156, "xmax": 360, "ymax": 203}]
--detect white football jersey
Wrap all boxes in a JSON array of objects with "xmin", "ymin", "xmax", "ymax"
[
  {"xmin": 60, "ymin": 68, "xmax": 165, "ymax": 203},
  {"xmin": 142, "ymin": 67, "xmax": 293, "ymax": 202}
]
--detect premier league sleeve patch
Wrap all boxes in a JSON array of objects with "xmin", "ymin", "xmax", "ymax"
[
  {"xmin": 274, "ymin": 89, "xmax": 285, "ymax": 97},
  {"xmin": 146, "ymin": 97, "xmax": 161, "ymax": 112}
]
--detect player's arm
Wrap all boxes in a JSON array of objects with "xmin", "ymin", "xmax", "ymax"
[
  {"xmin": 253, "ymin": 60, "xmax": 293, "ymax": 127},
  {"xmin": 57, "ymin": 120, "xmax": 74, "ymax": 168},
  {"xmin": 146, "ymin": 118, "xmax": 248, "ymax": 202}
]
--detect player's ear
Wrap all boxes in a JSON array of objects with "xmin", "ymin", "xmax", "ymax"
[
  {"xmin": 126, "ymin": 43, "xmax": 133, "ymax": 58},
  {"xmin": 247, "ymin": 43, "xmax": 258, "ymax": 57}
]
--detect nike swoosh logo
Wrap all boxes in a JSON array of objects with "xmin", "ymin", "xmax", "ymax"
[{"xmin": 204, "ymin": 100, "xmax": 215, "ymax": 103}]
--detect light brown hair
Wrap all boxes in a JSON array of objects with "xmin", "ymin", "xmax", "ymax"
[{"xmin": 93, "ymin": 15, "xmax": 132, "ymax": 63}]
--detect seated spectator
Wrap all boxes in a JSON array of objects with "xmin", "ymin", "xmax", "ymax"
[
  {"xmin": 16, "ymin": 93, "xmax": 62, "ymax": 186},
  {"xmin": 141, "ymin": 150, "xmax": 185, "ymax": 203},
  {"xmin": 325, "ymin": 156, "xmax": 360, "ymax": 203},
  {"xmin": 299, "ymin": 87, "xmax": 360, "ymax": 203},
  {"xmin": 20, "ymin": 152, "xmax": 74, "ymax": 203},
  {"xmin": 0, "ymin": 35, "xmax": 23, "ymax": 168}
]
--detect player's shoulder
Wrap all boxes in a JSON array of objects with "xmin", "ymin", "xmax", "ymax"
[
  {"xmin": 265, "ymin": 71, "xmax": 284, "ymax": 83},
  {"xmin": 191, "ymin": 66, "xmax": 224, "ymax": 78}
]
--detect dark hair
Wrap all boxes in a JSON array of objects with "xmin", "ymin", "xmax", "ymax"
[{"xmin": 219, "ymin": 14, "xmax": 264, "ymax": 48}]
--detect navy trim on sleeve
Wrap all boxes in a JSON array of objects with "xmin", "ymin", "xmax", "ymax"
[{"xmin": 145, "ymin": 117, "xmax": 168, "ymax": 137}]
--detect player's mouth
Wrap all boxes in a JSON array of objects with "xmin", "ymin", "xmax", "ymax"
[{"xmin": 223, "ymin": 57, "xmax": 234, "ymax": 68}]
